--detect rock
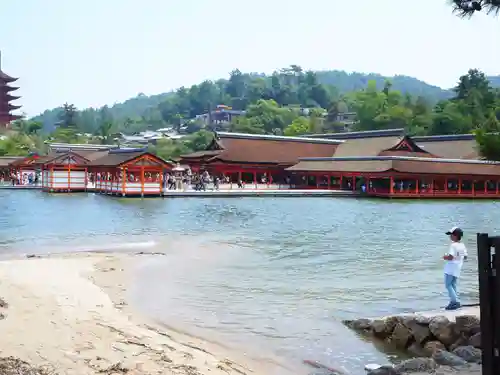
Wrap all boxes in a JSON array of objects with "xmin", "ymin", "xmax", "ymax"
[
  {"xmin": 345, "ymin": 318, "xmax": 372, "ymax": 331},
  {"xmin": 367, "ymin": 365, "xmax": 400, "ymax": 375},
  {"xmin": 423, "ymin": 341, "xmax": 446, "ymax": 357},
  {"xmin": 432, "ymin": 349, "xmax": 468, "ymax": 367},
  {"xmin": 384, "ymin": 316, "xmax": 400, "ymax": 334},
  {"xmin": 452, "ymin": 345, "xmax": 482, "ymax": 363},
  {"xmin": 371, "ymin": 320, "xmax": 390, "ymax": 339},
  {"xmin": 455, "ymin": 315, "xmax": 480, "ymax": 336},
  {"xmin": 414, "ymin": 315, "xmax": 431, "ymax": 325},
  {"xmin": 371, "ymin": 317, "xmax": 400, "ymax": 339},
  {"xmin": 394, "ymin": 358, "xmax": 437, "ymax": 373},
  {"xmin": 402, "ymin": 317, "xmax": 432, "ymax": 345},
  {"xmin": 449, "ymin": 333, "xmax": 469, "ymax": 352},
  {"xmin": 390, "ymin": 323, "xmax": 413, "ymax": 349},
  {"xmin": 468, "ymin": 332, "xmax": 481, "ymax": 348},
  {"xmin": 407, "ymin": 342, "xmax": 426, "ymax": 357},
  {"xmin": 429, "ymin": 316, "xmax": 458, "ymax": 347}
]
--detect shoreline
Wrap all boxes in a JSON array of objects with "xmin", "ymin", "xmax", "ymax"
[{"xmin": 0, "ymin": 251, "xmax": 294, "ymax": 375}]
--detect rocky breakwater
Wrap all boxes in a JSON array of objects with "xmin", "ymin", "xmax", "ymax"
[{"xmin": 344, "ymin": 314, "xmax": 482, "ymax": 373}]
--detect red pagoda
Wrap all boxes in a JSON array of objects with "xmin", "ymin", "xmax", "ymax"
[{"xmin": 0, "ymin": 52, "xmax": 21, "ymax": 127}]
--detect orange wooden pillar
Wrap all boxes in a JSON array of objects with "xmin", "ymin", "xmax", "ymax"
[
  {"xmin": 458, "ymin": 178, "xmax": 462, "ymax": 195},
  {"xmin": 50, "ymin": 166, "xmax": 54, "ymax": 191},
  {"xmin": 158, "ymin": 169, "xmax": 162, "ymax": 193},
  {"xmin": 84, "ymin": 167, "xmax": 88, "ymax": 191},
  {"xmin": 140, "ymin": 166, "xmax": 145, "ymax": 197},
  {"xmin": 389, "ymin": 176, "xmax": 394, "ymax": 195},
  {"xmin": 68, "ymin": 164, "xmax": 72, "ymax": 192},
  {"xmin": 121, "ymin": 168, "xmax": 127, "ymax": 196}
]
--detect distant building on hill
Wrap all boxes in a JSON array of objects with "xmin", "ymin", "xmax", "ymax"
[
  {"xmin": 333, "ymin": 112, "xmax": 357, "ymax": 131},
  {"xmin": 0, "ymin": 52, "xmax": 22, "ymax": 127},
  {"xmin": 113, "ymin": 129, "xmax": 184, "ymax": 146},
  {"xmin": 195, "ymin": 105, "xmax": 245, "ymax": 126}
]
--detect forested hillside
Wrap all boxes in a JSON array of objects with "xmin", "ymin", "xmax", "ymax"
[
  {"xmin": 32, "ymin": 67, "xmax": 480, "ymax": 133},
  {"xmin": 5, "ymin": 65, "xmax": 500, "ymax": 162}
]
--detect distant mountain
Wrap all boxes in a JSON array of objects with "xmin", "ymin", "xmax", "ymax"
[
  {"xmin": 31, "ymin": 70, "xmax": 500, "ymax": 132},
  {"xmin": 33, "ymin": 92, "xmax": 173, "ymax": 133},
  {"xmin": 315, "ymin": 70, "xmax": 454, "ymax": 102}
]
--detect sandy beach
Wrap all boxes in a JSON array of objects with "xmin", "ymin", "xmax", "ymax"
[{"xmin": 0, "ymin": 251, "xmax": 291, "ymax": 375}]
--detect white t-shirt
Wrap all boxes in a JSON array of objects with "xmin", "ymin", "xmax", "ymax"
[{"xmin": 444, "ymin": 242, "xmax": 468, "ymax": 277}]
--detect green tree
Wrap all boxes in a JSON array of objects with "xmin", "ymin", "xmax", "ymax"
[
  {"xmin": 429, "ymin": 101, "xmax": 473, "ymax": 135},
  {"xmin": 183, "ymin": 130, "xmax": 212, "ymax": 151},
  {"xmin": 96, "ymin": 122, "xmax": 114, "ymax": 144},
  {"xmin": 51, "ymin": 127, "xmax": 81, "ymax": 143},
  {"xmin": 0, "ymin": 134, "xmax": 34, "ymax": 156},
  {"xmin": 350, "ymin": 80, "xmax": 388, "ymax": 130},
  {"xmin": 474, "ymin": 113, "xmax": 500, "ymax": 160},
  {"xmin": 11, "ymin": 119, "xmax": 43, "ymax": 135},
  {"xmin": 57, "ymin": 103, "xmax": 78, "ymax": 128},
  {"xmin": 284, "ymin": 117, "xmax": 310, "ymax": 136},
  {"xmin": 243, "ymin": 99, "xmax": 298, "ymax": 134}
]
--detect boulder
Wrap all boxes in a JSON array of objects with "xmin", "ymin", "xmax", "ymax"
[
  {"xmin": 371, "ymin": 320, "xmax": 390, "ymax": 339},
  {"xmin": 454, "ymin": 315, "xmax": 480, "ymax": 336},
  {"xmin": 422, "ymin": 341, "xmax": 446, "ymax": 357},
  {"xmin": 345, "ymin": 318, "xmax": 372, "ymax": 331},
  {"xmin": 449, "ymin": 333, "xmax": 470, "ymax": 352},
  {"xmin": 402, "ymin": 317, "xmax": 432, "ymax": 345},
  {"xmin": 414, "ymin": 315, "xmax": 431, "ymax": 325},
  {"xmin": 452, "ymin": 345, "xmax": 482, "ymax": 363},
  {"xmin": 432, "ymin": 349, "xmax": 468, "ymax": 367},
  {"xmin": 407, "ymin": 342, "xmax": 426, "ymax": 357},
  {"xmin": 394, "ymin": 358, "xmax": 437, "ymax": 373},
  {"xmin": 429, "ymin": 316, "xmax": 458, "ymax": 347},
  {"xmin": 372, "ymin": 317, "xmax": 399, "ymax": 339},
  {"xmin": 384, "ymin": 316, "xmax": 400, "ymax": 333},
  {"xmin": 390, "ymin": 323, "xmax": 413, "ymax": 349},
  {"xmin": 468, "ymin": 332, "xmax": 481, "ymax": 348}
]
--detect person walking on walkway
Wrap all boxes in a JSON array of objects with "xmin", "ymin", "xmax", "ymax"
[{"xmin": 443, "ymin": 226, "xmax": 468, "ymax": 310}]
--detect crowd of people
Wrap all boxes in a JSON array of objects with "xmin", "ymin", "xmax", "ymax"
[
  {"xmin": 163, "ymin": 169, "xmax": 259, "ymax": 191},
  {"xmin": 0, "ymin": 171, "xmax": 39, "ymax": 186}
]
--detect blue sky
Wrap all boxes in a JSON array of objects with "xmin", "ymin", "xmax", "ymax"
[{"xmin": 1, "ymin": 0, "xmax": 499, "ymax": 117}]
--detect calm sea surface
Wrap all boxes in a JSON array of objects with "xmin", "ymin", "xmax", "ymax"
[{"xmin": 0, "ymin": 190, "xmax": 496, "ymax": 374}]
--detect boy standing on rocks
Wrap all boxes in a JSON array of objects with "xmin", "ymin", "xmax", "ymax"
[{"xmin": 443, "ymin": 227, "xmax": 468, "ymax": 311}]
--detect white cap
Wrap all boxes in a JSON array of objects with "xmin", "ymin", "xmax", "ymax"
[{"xmin": 445, "ymin": 226, "xmax": 463, "ymax": 236}]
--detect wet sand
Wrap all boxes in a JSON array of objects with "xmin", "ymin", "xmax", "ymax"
[{"xmin": 0, "ymin": 251, "xmax": 294, "ymax": 375}]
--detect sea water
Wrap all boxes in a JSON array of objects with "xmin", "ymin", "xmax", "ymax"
[{"xmin": 0, "ymin": 190, "xmax": 494, "ymax": 374}]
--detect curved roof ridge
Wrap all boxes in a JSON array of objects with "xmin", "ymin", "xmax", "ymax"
[{"xmin": 216, "ymin": 131, "xmax": 343, "ymax": 144}]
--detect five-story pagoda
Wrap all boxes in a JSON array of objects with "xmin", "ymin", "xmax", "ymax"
[{"xmin": 0, "ymin": 52, "xmax": 21, "ymax": 127}]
